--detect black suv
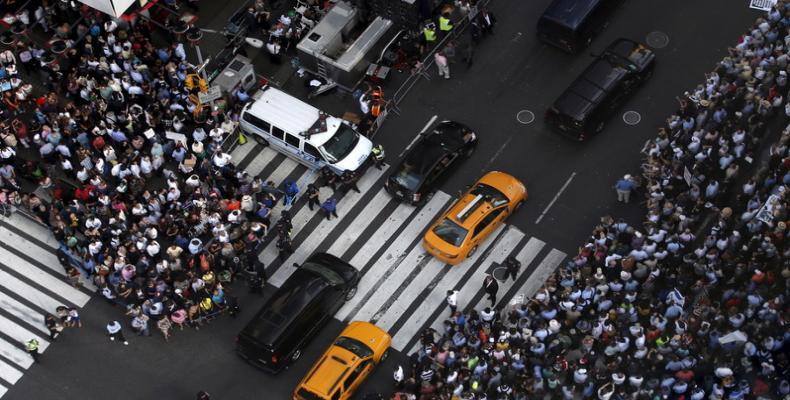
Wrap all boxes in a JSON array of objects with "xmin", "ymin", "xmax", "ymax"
[
  {"xmin": 385, "ymin": 120, "xmax": 477, "ymax": 205},
  {"xmin": 236, "ymin": 253, "xmax": 359, "ymax": 373},
  {"xmin": 545, "ymin": 38, "xmax": 655, "ymax": 140},
  {"xmin": 537, "ymin": 0, "xmax": 621, "ymax": 53}
]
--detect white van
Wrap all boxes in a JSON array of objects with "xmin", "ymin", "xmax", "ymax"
[{"xmin": 239, "ymin": 86, "xmax": 373, "ymax": 174}]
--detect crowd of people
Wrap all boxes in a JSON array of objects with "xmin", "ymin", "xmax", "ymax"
[
  {"xmin": 0, "ymin": 0, "xmax": 319, "ymax": 342},
  {"xmin": 393, "ymin": 3, "xmax": 789, "ymax": 400}
]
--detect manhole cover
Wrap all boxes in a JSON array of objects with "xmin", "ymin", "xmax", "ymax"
[
  {"xmin": 646, "ymin": 31, "xmax": 670, "ymax": 49},
  {"xmin": 623, "ymin": 111, "xmax": 642, "ymax": 125},
  {"xmin": 492, "ymin": 267, "xmax": 508, "ymax": 281},
  {"xmin": 516, "ymin": 110, "xmax": 535, "ymax": 125}
]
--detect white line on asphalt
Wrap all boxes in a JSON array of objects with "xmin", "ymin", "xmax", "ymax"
[
  {"xmin": 0, "ymin": 270, "xmax": 64, "ymax": 317},
  {"xmin": 0, "ymin": 247, "xmax": 90, "ymax": 307},
  {"xmin": 326, "ymin": 188, "xmax": 392, "ymax": 257},
  {"xmin": 472, "ymin": 236, "xmax": 545, "ymax": 311},
  {"xmin": 481, "ymin": 136, "xmax": 512, "ymax": 172},
  {"xmin": 519, "ymin": 249, "xmax": 567, "ymax": 297},
  {"xmin": 391, "ymin": 224, "xmax": 514, "ymax": 351},
  {"xmin": 399, "ymin": 115, "xmax": 437, "ymax": 157},
  {"xmin": 337, "ymin": 192, "xmax": 450, "ymax": 321},
  {"xmin": 0, "ymin": 291, "xmax": 47, "ymax": 335},
  {"xmin": 535, "ymin": 172, "xmax": 576, "ymax": 224},
  {"xmin": 0, "ymin": 357, "xmax": 23, "ymax": 385},
  {"xmin": 245, "ymin": 146, "xmax": 279, "ymax": 176},
  {"xmin": 0, "ymin": 314, "xmax": 49, "ymax": 352},
  {"xmin": 269, "ymin": 166, "xmax": 388, "ymax": 287},
  {"xmin": 0, "ymin": 336, "xmax": 33, "ymax": 369}
]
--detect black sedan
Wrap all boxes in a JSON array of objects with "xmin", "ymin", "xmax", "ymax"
[{"xmin": 385, "ymin": 120, "xmax": 477, "ymax": 205}]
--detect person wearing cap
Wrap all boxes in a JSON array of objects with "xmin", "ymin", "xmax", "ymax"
[{"xmin": 614, "ymin": 174, "xmax": 637, "ymax": 203}]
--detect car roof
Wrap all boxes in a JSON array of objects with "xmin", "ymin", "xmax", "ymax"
[
  {"xmin": 302, "ymin": 322, "xmax": 389, "ymax": 395},
  {"xmin": 541, "ymin": 0, "xmax": 603, "ymax": 29},
  {"xmin": 392, "ymin": 121, "xmax": 470, "ymax": 186},
  {"xmin": 241, "ymin": 268, "xmax": 328, "ymax": 345},
  {"xmin": 247, "ymin": 87, "xmax": 341, "ymax": 147},
  {"xmin": 446, "ymin": 173, "xmax": 514, "ymax": 229},
  {"xmin": 552, "ymin": 55, "xmax": 628, "ymax": 120}
]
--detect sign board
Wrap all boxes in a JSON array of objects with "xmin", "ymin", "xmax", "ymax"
[
  {"xmin": 755, "ymin": 194, "xmax": 780, "ymax": 225},
  {"xmin": 198, "ymin": 86, "xmax": 223, "ymax": 104},
  {"xmin": 683, "ymin": 166, "xmax": 693, "ymax": 186},
  {"xmin": 165, "ymin": 131, "xmax": 188, "ymax": 146},
  {"xmin": 749, "ymin": 0, "xmax": 777, "ymax": 11}
]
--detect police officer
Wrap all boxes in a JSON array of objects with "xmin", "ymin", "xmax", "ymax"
[
  {"xmin": 276, "ymin": 235, "xmax": 293, "ymax": 262},
  {"xmin": 423, "ymin": 21, "xmax": 437, "ymax": 45},
  {"xmin": 504, "ymin": 255, "xmax": 521, "ymax": 281},
  {"xmin": 26, "ymin": 338, "xmax": 40, "ymax": 362},
  {"xmin": 371, "ymin": 144, "xmax": 385, "ymax": 170},
  {"xmin": 438, "ymin": 11, "xmax": 454, "ymax": 33},
  {"xmin": 319, "ymin": 166, "xmax": 337, "ymax": 190},
  {"xmin": 305, "ymin": 183, "xmax": 320, "ymax": 210},
  {"xmin": 341, "ymin": 170, "xmax": 361, "ymax": 193}
]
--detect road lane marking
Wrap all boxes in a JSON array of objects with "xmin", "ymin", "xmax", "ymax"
[{"xmin": 535, "ymin": 171, "xmax": 576, "ymax": 224}]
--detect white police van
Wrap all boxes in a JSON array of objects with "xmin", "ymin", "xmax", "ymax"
[{"xmin": 239, "ymin": 86, "xmax": 372, "ymax": 174}]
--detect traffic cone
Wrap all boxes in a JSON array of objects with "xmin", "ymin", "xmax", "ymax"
[{"xmin": 238, "ymin": 132, "xmax": 248, "ymax": 145}]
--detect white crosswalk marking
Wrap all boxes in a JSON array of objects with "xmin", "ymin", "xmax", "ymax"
[
  {"xmin": 267, "ymin": 167, "xmax": 315, "ymax": 218},
  {"xmin": 264, "ymin": 157, "xmax": 301, "ymax": 188},
  {"xmin": 245, "ymin": 146, "xmax": 279, "ymax": 176},
  {"xmin": 520, "ymin": 248, "xmax": 567, "ymax": 297},
  {"xmin": 326, "ymin": 187, "xmax": 392, "ymax": 257},
  {"xmin": 0, "ymin": 314, "xmax": 49, "ymax": 352},
  {"xmin": 230, "ymin": 141, "xmax": 257, "ymax": 164},
  {"xmin": 336, "ymin": 192, "xmax": 450, "ymax": 321},
  {"xmin": 0, "ymin": 358, "xmax": 23, "ymax": 385},
  {"xmin": 346, "ymin": 202, "xmax": 415, "ymax": 271},
  {"xmin": 391, "ymin": 224, "xmax": 520, "ymax": 351},
  {"xmin": 0, "ymin": 382, "xmax": 7, "ymax": 398},
  {"xmin": 0, "ymin": 292, "xmax": 47, "ymax": 335},
  {"xmin": 472, "ymin": 236, "xmax": 547, "ymax": 311},
  {"xmin": 0, "ymin": 336, "xmax": 32, "ymax": 369},
  {"xmin": 375, "ymin": 257, "xmax": 445, "ymax": 331},
  {"xmin": 258, "ymin": 185, "xmax": 335, "ymax": 267},
  {"xmin": 0, "ymin": 268, "xmax": 70, "ymax": 316},
  {"xmin": 0, "ymin": 226, "xmax": 96, "ymax": 292},
  {"xmin": 269, "ymin": 167, "xmax": 387, "ymax": 287},
  {"xmin": 0, "ymin": 246, "xmax": 90, "ymax": 307},
  {"xmin": 1, "ymin": 212, "xmax": 58, "ymax": 250}
]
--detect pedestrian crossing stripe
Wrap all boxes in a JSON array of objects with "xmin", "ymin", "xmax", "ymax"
[
  {"xmin": 227, "ymin": 141, "xmax": 569, "ymax": 354},
  {"xmin": 0, "ymin": 211, "xmax": 93, "ymax": 396}
]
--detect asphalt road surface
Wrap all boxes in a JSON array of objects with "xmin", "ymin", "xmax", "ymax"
[{"xmin": 0, "ymin": 1, "xmax": 761, "ymax": 399}]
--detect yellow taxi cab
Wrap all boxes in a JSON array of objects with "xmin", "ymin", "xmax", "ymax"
[
  {"xmin": 423, "ymin": 171, "xmax": 527, "ymax": 265},
  {"xmin": 293, "ymin": 321, "xmax": 391, "ymax": 400}
]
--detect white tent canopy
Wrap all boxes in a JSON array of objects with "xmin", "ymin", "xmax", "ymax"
[{"xmin": 78, "ymin": 0, "xmax": 138, "ymax": 18}]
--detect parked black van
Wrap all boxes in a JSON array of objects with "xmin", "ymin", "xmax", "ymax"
[
  {"xmin": 537, "ymin": 0, "xmax": 620, "ymax": 53},
  {"xmin": 545, "ymin": 39, "xmax": 655, "ymax": 140},
  {"xmin": 236, "ymin": 253, "xmax": 359, "ymax": 373}
]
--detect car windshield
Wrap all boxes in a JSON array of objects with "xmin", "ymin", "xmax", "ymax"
[
  {"xmin": 320, "ymin": 124, "xmax": 360, "ymax": 163},
  {"xmin": 432, "ymin": 218, "xmax": 468, "ymax": 247},
  {"xmin": 296, "ymin": 388, "xmax": 324, "ymax": 400},
  {"xmin": 471, "ymin": 184, "xmax": 510, "ymax": 207},
  {"xmin": 392, "ymin": 163, "xmax": 421, "ymax": 191},
  {"xmin": 334, "ymin": 336, "xmax": 374, "ymax": 358},
  {"xmin": 301, "ymin": 262, "xmax": 344, "ymax": 285}
]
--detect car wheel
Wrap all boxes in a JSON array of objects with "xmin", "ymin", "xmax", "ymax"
[
  {"xmin": 345, "ymin": 285, "xmax": 358, "ymax": 300},
  {"xmin": 515, "ymin": 200, "xmax": 524, "ymax": 211},
  {"xmin": 254, "ymin": 135, "xmax": 269, "ymax": 147},
  {"xmin": 467, "ymin": 245, "xmax": 478, "ymax": 258},
  {"xmin": 381, "ymin": 348, "xmax": 390, "ymax": 362},
  {"xmin": 464, "ymin": 145, "xmax": 475, "ymax": 158},
  {"xmin": 291, "ymin": 349, "xmax": 302, "ymax": 361},
  {"xmin": 585, "ymin": 36, "xmax": 593, "ymax": 47},
  {"xmin": 596, "ymin": 121, "xmax": 605, "ymax": 133}
]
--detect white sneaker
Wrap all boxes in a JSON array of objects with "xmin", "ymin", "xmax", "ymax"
[{"xmin": 123, "ymin": 341, "xmax": 129, "ymax": 346}]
